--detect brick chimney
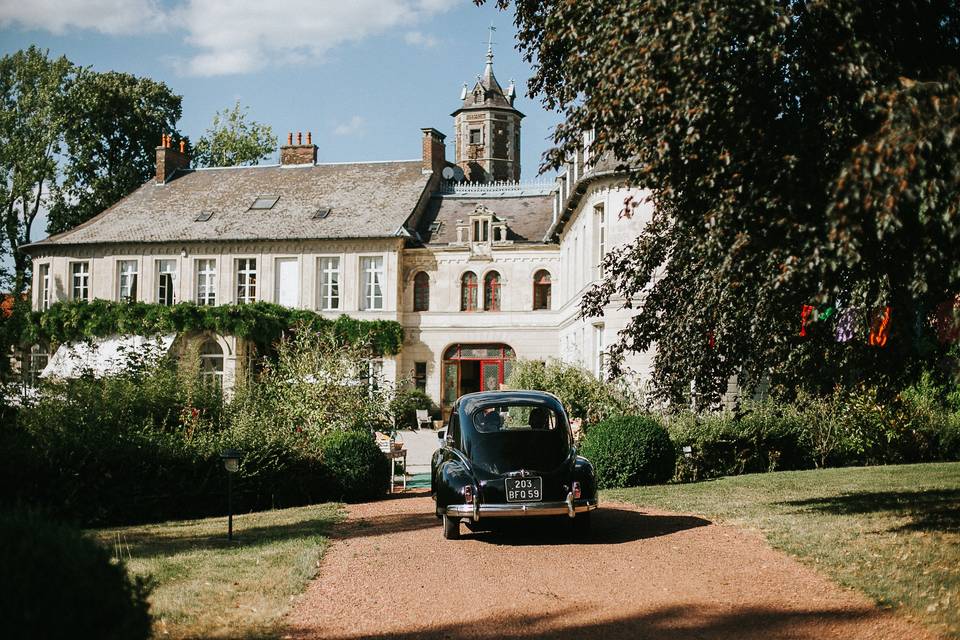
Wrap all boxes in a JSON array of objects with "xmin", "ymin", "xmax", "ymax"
[
  {"xmin": 421, "ymin": 128, "xmax": 446, "ymax": 175},
  {"xmin": 280, "ymin": 131, "xmax": 317, "ymax": 165},
  {"xmin": 156, "ymin": 134, "xmax": 190, "ymax": 183}
]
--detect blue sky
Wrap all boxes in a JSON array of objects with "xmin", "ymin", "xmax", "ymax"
[{"xmin": 0, "ymin": 0, "xmax": 562, "ymax": 244}]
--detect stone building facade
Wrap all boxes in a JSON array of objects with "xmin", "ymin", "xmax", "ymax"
[{"xmin": 23, "ymin": 49, "xmax": 653, "ymax": 417}]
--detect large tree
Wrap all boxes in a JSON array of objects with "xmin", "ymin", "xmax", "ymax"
[
  {"xmin": 489, "ymin": 0, "xmax": 960, "ymax": 405},
  {"xmin": 0, "ymin": 48, "xmax": 182, "ymax": 292},
  {"xmin": 192, "ymin": 101, "xmax": 275, "ymax": 168},
  {"xmin": 0, "ymin": 47, "xmax": 72, "ymax": 293},
  {"xmin": 46, "ymin": 71, "xmax": 182, "ymax": 235}
]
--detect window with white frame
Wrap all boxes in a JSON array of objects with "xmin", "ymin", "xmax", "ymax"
[
  {"xmin": 235, "ymin": 258, "xmax": 257, "ymax": 304},
  {"xmin": 37, "ymin": 263, "xmax": 50, "ymax": 310},
  {"xmin": 360, "ymin": 256, "xmax": 384, "ymax": 310},
  {"xmin": 318, "ymin": 257, "xmax": 340, "ymax": 310},
  {"xmin": 595, "ymin": 202, "xmax": 606, "ymax": 279},
  {"xmin": 594, "ymin": 323, "xmax": 606, "ymax": 378},
  {"xmin": 117, "ymin": 260, "xmax": 138, "ymax": 302},
  {"xmin": 199, "ymin": 338, "xmax": 224, "ymax": 387},
  {"xmin": 71, "ymin": 262, "xmax": 90, "ymax": 301},
  {"xmin": 196, "ymin": 259, "xmax": 217, "ymax": 306},
  {"xmin": 156, "ymin": 259, "xmax": 176, "ymax": 305}
]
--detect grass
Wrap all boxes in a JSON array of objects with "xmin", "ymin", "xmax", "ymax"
[
  {"xmin": 608, "ymin": 462, "xmax": 960, "ymax": 638},
  {"xmin": 93, "ymin": 503, "xmax": 344, "ymax": 639}
]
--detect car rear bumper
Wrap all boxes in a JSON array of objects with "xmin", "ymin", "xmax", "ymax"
[{"xmin": 444, "ymin": 493, "xmax": 598, "ymax": 521}]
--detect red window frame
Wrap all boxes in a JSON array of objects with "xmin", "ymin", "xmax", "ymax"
[
  {"xmin": 461, "ymin": 272, "xmax": 478, "ymax": 311},
  {"xmin": 484, "ymin": 271, "xmax": 501, "ymax": 311},
  {"xmin": 413, "ymin": 271, "xmax": 429, "ymax": 312}
]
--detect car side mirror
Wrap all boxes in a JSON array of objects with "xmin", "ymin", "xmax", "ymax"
[{"xmin": 437, "ymin": 429, "xmax": 446, "ymax": 441}]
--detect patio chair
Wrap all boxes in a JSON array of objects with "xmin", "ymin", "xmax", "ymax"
[{"xmin": 415, "ymin": 409, "xmax": 431, "ymax": 431}]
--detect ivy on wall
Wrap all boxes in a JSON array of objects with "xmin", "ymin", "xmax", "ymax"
[{"xmin": 16, "ymin": 300, "xmax": 404, "ymax": 356}]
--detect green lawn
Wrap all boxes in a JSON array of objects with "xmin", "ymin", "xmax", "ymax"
[
  {"xmin": 608, "ymin": 462, "xmax": 960, "ymax": 639},
  {"xmin": 94, "ymin": 503, "xmax": 343, "ymax": 639}
]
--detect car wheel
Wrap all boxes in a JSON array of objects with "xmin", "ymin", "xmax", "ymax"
[
  {"xmin": 442, "ymin": 514, "xmax": 460, "ymax": 540},
  {"xmin": 571, "ymin": 512, "xmax": 591, "ymax": 538}
]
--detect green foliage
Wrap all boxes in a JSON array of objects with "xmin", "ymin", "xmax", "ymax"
[
  {"xmin": 47, "ymin": 70, "xmax": 182, "ymax": 235},
  {"xmin": 580, "ymin": 415, "xmax": 675, "ymax": 488},
  {"xmin": 506, "ymin": 358, "xmax": 639, "ymax": 427},
  {"xmin": 0, "ymin": 46, "xmax": 73, "ymax": 292},
  {"xmin": 668, "ymin": 400, "xmax": 810, "ymax": 481},
  {"xmin": 668, "ymin": 386, "xmax": 960, "ymax": 481},
  {"xmin": 390, "ymin": 388, "xmax": 438, "ymax": 429},
  {"xmin": 2, "ymin": 330, "xmax": 392, "ymax": 525},
  {"xmin": 319, "ymin": 430, "xmax": 390, "ymax": 502},
  {"xmin": 193, "ymin": 101, "xmax": 275, "ymax": 168},
  {"xmin": 489, "ymin": 0, "xmax": 960, "ymax": 405},
  {"xmin": 16, "ymin": 299, "xmax": 403, "ymax": 356},
  {"xmin": 0, "ymin": 509, "xmax": 152, "ymax": 640}
]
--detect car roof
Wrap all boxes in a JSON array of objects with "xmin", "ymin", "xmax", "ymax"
[{"xmin": 456, "ymin": 390, "xmax": 565, "ymax": 416}]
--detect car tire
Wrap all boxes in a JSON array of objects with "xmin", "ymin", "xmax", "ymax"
[
  {"xmin": 442, "ymin": 514, "xmax": 460, "ymax": 540},
  {"xmin": 571, "ymin": 512, "xmax": 592, "ymax": 538}
]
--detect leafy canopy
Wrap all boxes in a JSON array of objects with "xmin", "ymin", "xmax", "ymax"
[
  {"xmin": 193, "ymin": 101, "xmax": 275, "ymax": 168},
  {"xmin": 487, "ymin": 0, "xmax": 960, "ymax": 405},
  {"xmin": 0, "ymin": 48, "xmax": 182, "ymax": 291},
  {"xmin": 47, "ymin": 70, "xmax": 182, "ymax": 235}
]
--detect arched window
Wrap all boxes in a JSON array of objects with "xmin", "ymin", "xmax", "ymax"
[
  {"xmin": 484, "ymin": 271, "xmax": 501, "ymax": 311},
  {"xmin": 199, "ymin": 339, "xmax": 224, "ymax": 387},
  {"xmin": 413, "ymin": 271, "xmax": 430, "ymax": 312},
  {"xmin": 461, "ymin": 272, "xmax": 478, "ymax": 311},
  {"xmin": 533, "ymin": 270, "xmax": 552, "ymax": 310}
]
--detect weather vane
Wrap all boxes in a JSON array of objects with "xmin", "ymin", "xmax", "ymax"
[{"xmin": 486, "ymin": 23, "xmax": 497, "ymax": 58}]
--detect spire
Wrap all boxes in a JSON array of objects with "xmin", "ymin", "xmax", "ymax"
[{"xmin": 483, "ymin": 23, "xmax": 497, "ymax": 88}]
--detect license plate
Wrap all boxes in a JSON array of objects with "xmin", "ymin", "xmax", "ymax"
[{"xmin": 505, "ymin": 477, "xmax": 542, "ymax": 502}]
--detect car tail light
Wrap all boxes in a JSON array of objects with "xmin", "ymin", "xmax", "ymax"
[
  {"xmin": 572, "ymin": 481, "xmax": 582, "ymax": 499},
  {"xmin": 463, "ymin": 485, "xmax": 474, "ymax": 504}
]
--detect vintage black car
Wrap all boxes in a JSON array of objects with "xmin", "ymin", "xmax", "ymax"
[{"xmin": 431, "ymin": 390, "xmax": 598, "ymax": 539}]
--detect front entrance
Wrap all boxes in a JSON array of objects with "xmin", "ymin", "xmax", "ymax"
[{"xmin": 441, "ymin": 344, "xmax": 515, "ymax": 416}]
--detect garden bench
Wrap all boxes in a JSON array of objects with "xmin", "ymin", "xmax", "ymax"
[{"xmin": 415, "ymin": 409, "xmax": 432, "ymax": 430}]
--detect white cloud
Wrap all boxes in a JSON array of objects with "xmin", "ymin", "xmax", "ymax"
[
  {"xmin": 333, "ymin": 115, "xmax": 364, "ymax": 136},
  {"xmin": 0, "ymin": 0, "xmax": 164, "ymax": 35},
  {"xmin": 0, "ymin": 0, "xmax": 451, "ymax": 76},
  {"xmin": 404, "ymin": 30, "xmax": 437, "ymax": 48}
]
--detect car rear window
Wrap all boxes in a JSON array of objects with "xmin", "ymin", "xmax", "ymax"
[{"xmin": 471, "ymin": 404, "xmax": 560, "ymax": 433}]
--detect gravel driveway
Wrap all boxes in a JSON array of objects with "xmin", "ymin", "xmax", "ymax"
[{"xmin": 286, "ymin": 492, "xmax": 933, "ymax": 639}]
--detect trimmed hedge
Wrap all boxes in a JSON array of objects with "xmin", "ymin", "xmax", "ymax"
[
  {"xmin": 580, "ymin": 415, "xmax": 675, "ymax": 488},
  {"xmin": 0, "ymin": 509, "xmax": 152, "ymax": 640},
  {"xmin": 320, "ymin": 430, "xmax": 391, "ymax": 502}
]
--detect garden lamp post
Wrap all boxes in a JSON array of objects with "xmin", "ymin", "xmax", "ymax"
[{"xmin": 220, "ymin": 449, "xmax": 242, "ymax": 541}]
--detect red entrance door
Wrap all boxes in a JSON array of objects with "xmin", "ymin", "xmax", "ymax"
[{"xmin": 480, "ymin": 360, "xmax": 502, "ymax": 391}]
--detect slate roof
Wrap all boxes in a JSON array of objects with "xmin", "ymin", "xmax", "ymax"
[
  {"xmin": 416, "ymin": 194, "xmax": 555, "ymax": 245},
  {"xmin": 27, "ymin": 161, "xmax": 430, "ymax": 248}
]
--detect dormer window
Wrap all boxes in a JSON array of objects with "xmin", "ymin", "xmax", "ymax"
[{"xmin": 472, "ymin": 218, "xmax": 489, "ymax": 243}]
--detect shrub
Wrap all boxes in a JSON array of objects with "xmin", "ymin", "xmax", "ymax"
[
  {"xmin": 320, "ymin": 430, "xmax": 390, "ymax": 502},
  {"xmin": 390, "ymin": 388, "xmax": 437, "ymax": 429},
  {"xmin": 0, "ymin": 509, "xmax": 152, "ymax": 640},
  {"xmin": 507, "ymin": 358, "xmax": 640, "ymax": 427},
  {"xmin": 580, "ymin": 415, "xmax": 674, "ymax": 488},
  {"xmin": 667, "ymin": 401, "xmax": 811, "ymax": 481}
]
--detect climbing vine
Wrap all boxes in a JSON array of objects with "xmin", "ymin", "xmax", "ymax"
[{"xmin": 14, "ymin": 300, "xmax": 404, "ymax": 356}]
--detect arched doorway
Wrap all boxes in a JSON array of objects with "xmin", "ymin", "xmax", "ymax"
[{"xmin": 442, "ymin": 343, "xmax": 515, "ymax": 413}]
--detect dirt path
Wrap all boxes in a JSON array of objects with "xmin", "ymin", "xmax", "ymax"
[{"xmin": 286, "ymin": 492, "xmax": 934, "ymax": 639}]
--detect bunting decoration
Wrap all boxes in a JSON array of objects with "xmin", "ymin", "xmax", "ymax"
[
  {"xmin": 868, "ymin": 307, "xmax": 892, "ymax": 347},
  {"xmin": 800, "ymin": 305, "xmax": 815, "ymax": 337},
  {"xmin": 835, "ymin": 307, "xmax": 859, "ymax": 343}
]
